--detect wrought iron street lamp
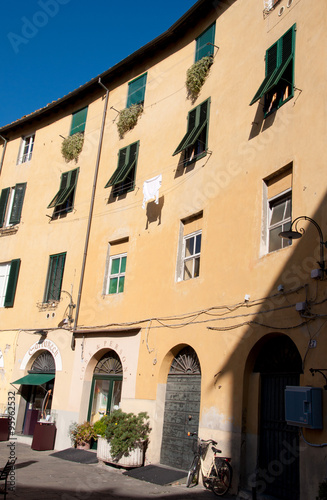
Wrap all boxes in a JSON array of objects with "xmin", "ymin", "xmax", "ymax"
[{"xmin": 279, "ymin": 216, "xmax": 327, "ymax": 275}]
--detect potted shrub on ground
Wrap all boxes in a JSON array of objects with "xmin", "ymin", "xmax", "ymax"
[
  {"xmin": 96, "ymin": 409, "xmax": 151, "ymax": 467},
  {"xmin": 69, "ymin": 421, "xmax": 97, "ymax": 450}
]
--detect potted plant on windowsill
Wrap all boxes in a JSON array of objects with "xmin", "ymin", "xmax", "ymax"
[
  {"xmin": 61, "ymin": 132, "xmax": 84, "ymax": 162},
  {"xmin": 116, "ymin": 104, "xmax": 143, "ymax": 139},
  {"xmin": 96, "ymin": 409, "xmax": 151, "ymax": 467},
  {"xmin": 69, "ymin": 421, "xmax": 97, "ymax": 450}
]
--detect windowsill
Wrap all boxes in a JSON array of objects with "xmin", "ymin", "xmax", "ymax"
[
  {"xmin": 0, "ymin": 226, "xmax": 19, "ymax": 236},
  {"xmin": 264, "ymin": 94, "xmax": 293, "ymax": 118},
  {"xmin": 183, "ymin": 150, "xmax": 207, "ymax": 167},
  {"xmin": 36, "ymin": 301, "xmax": 59, "ymax": 311}
]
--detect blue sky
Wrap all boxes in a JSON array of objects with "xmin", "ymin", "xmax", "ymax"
[{"xmin": 1, "ymin": 0, "xmax": 197, "ymax": 128}]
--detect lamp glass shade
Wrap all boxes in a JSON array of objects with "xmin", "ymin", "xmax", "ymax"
[{"xmin": 279, "ymin": 230, "xmax": 302, "ymax": 240}]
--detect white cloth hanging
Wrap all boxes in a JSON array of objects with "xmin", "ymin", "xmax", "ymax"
[{"xmin": 142, "ymin": 174, "xmax": 162, "ymax": 209}]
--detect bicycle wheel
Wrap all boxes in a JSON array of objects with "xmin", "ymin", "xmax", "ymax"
[
  {"xmin": 210, "ymin": 460, "xmax": 232, "ymax": 496},
  {"xmin": 186, "ymin": 455, "xmax": 200, "ymax": 488}
]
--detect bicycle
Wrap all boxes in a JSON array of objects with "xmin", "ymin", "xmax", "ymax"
[{"xmin": 186, "ymin": 432, "xmax": 232, "ymax": 496}]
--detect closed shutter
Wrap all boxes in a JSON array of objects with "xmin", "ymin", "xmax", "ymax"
[
  {"xmin": 9, "ymin": 183, "xmax": 27, "ymax": 225},
  {"xmin": 70, "ymin": 107, "xmax": 88, "ymax": 135},
  {"xmin": 195, "ymin": 22, "xmax": 216, "ymax": 61},
  {"xmin": 127, "ymin": 74, "xmax": 147, "ymax": 108},
  {"xmin": 4, "ymin": 259, "xmax": 21, "ymax": 307},
  {"xmin": 0, "ymin": 188, "xmax": 10, "ymax": 228}
]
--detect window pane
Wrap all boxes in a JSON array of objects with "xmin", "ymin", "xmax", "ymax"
[
  {"xmin": 285, "ymin": 199, "xmax": 291, "ymax": 219},
  {"xmin": 109, "ymin": 278, "xmax": 118, "ymax": 294},
  {"xmin": 183, "ymin": 260, "xmax": 193, "ymax": 280},
  {"xmin": 118, "ymin": 276, "xmax": 125, "ymax": 293},
  {"xmin": 111, "ymin": 258, "xmax": 120, "ymax": 275},
  {"xmin": 194, "ymin": 257, "xmax": 200, "ymax": 278},
  {"xmin": 185, "ymin": 237, "xmax": 195, "ymax": 257},
  {"xmin": 110, "ymin": 380, "xmax": 122, "ymax": 412},
  {"xmin": 281, "ymin": 221, "xmax": 292, "ymax": 248},
  {"xmin": 269, "ymin": 226, "xmax": 282, "ymax": 252},
  {"xmin": 120, "ymin": 256, "xmax": 127, "ymax": 273},
  {"xmin": 195, "ymin": 234, "xmax": 202, "ymax": 254},
  {"xmin": 270, "ymin": 201, "xmax": 286, "ymax": 225}
]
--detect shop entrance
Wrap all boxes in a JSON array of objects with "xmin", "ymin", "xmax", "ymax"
[
  {"xmin": 253, "ymin": 335, "xmax": 302, "ymax": 500},
  {"xmin": 160, "ymin": 346, "xmax": 201, "ymax": 471},
  {"xmin": 88, "ymin": 351, "xmax": 123, "ymax": 424},
  {"xmin": 14, "ymin": 351, "xmax": 55, "ymax": 436}
]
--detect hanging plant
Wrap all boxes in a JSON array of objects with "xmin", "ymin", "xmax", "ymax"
[
  {"xmin": 117, "ymin": 104, "xmax": 143, "ymax": 139},
  {"xmin": 186, "ymin": 56, "xmax": 213, "ymax": 103},
  {"xmin": 61, "ymin": 132, "xmax": 84, "ymax": 163}
]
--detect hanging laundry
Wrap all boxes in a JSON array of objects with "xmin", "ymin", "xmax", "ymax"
[{"xmin": 142, "ymin": 174, "xmax": 162, "ymax": 209}]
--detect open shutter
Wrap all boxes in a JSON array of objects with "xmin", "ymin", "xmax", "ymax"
[
  {"xmin": 4, "ymin": 259, "xmax": 21, "ymax": 307},
  {"xmin": 105, "ymin": 142, "xmax": 139, "ymax": 187},
  {"xmin": 173, "ymin": 99, "xmax": 209, "ymax": 156},
  {"xmin": 264, "ymin": 25, "xmax": 295, "ymax": 94},
  {"xmin": 48, "ymin": 169, "xmax": 78, "ymax": 208},
  {"xmin": 127, "ymin": 74, "xmax": 147, "ymax": 108},
  {"xmin": 9, "ymin": 183, "xmax": 26, "ymax": 225},
  {"xmin": 250, "ymin": 43, "xmax": 278, "ymax": 105},
  {"xmin": 0, "ymin": 188, "xmax": 10, "ymax": 228},
  {"xmin": 70, "ymin": 107, "xmax": 88, "ymax": 135}
]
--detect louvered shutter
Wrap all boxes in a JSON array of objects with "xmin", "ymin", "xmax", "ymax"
[
  {"xmin": 0, "ymin": 188, "xmax": 10, "ymax": 228},
  {"xmin": 9, "ymin": 183, "xmax": 26, "ymax": 225},
  {"xmin": 4, "ymin": 259, "xmax": 21, "ymax": 307}
]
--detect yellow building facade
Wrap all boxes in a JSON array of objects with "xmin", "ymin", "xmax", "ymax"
[{"xmin": 1, "ymin": 0, "xmax": 327, "ymax": 498}]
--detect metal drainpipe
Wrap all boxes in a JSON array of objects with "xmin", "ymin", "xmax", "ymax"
[
  {"xmin": 0, "ymin": 135, "xmax": 8, "ymax": 176},
  {"xmin": 71, "ymin": 78, "xmax": 109, "ymax": 349}
]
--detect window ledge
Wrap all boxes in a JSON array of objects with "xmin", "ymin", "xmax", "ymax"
[
  {"xmin": 36, "ymin": 301, "xmax": 59, "ymax": 311},
  {"xmin": 0, "ymin": 226, "xmax": 19, "ymax": 237}
]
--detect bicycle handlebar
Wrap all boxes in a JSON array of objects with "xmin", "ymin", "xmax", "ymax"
[{"xmin": 187, "ymin": 431, "xmax": 217, "ymax": 446}]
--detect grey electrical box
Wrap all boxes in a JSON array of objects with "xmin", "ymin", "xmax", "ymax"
[{"xmin": 285, "ymin": 386, "xmax": 323, "ymax": 429}]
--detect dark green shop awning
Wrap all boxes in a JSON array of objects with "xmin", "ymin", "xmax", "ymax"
[{"xmin": 12, "ymin": 374, "xmax": 55, "ymax": 386}]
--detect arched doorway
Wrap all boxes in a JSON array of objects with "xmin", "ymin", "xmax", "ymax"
[
  {"xmin": 18, "ymin": 351, "xmax": 55, "ymax": 435},
  {"xmin": 253, "ymin": 335, "xmax": 302, "ymax": 500},
  {"xmin": 160, "ymin": 346, "xmax": 201, "ymax": 470},
  {"xmin": 87, "ymin": 351, "xmax": 123, "ymax": 424}
]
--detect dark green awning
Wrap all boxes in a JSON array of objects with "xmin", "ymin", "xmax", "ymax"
[{"xmin": 12, "ymin": 374, "xmax": 55, "ymax": 386}]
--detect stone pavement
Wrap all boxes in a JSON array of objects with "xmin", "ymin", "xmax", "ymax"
[{"xmin": 0, "ymin": 441, "xmax": 239, "ymax": 500}]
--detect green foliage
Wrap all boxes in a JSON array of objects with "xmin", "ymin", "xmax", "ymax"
[
  {"xmin": 93, "ymin": 416, "xmax": 109, "ymax": 438},
  {"xmin": 103, "ymin": 409, "xmax": 151, "ymax": 459},
  {"xmin": 317, "ymin": 479, "xmax": 327, "ymax": 500},
  {"xmin": 186, "ymin": 56, "xmax": 213, "ymax": 103},
  {"xmin": 61, "ymin": 132, "xmax": 84, "ymax": 162},
  {"xmin": 69, "ymin": 421, "xmax": 97, "ymax": 447},
  {"xmin": 117, "ymin": 104, "xmax": 143, "ymax": 139}
]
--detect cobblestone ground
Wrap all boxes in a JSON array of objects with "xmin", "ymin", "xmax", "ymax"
[{"xmin": 0, "ymin": 441, "xmax": 238, "ymax": 500}]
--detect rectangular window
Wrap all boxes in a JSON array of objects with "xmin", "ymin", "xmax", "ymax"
[
  {"xmin": 0, "ymin": 183, "xmax": 26, "ymax": 228},
  {"xmin": 263, "ymin": 166, "xmax": 292, "ymax": 254},
  {"xmin": 70, "ymin": 107, "xmax": 88, "ymax": 135},
  {"xmin": 44, "ymin": 253, "xmax": 66, "ymax": 302},
  {"xmin": 173, "ymin": 98, "xmax": 210, "ymax": 164},
  {"xmin": 250, "ymin": 24, "xmax": 296, "ymax": 114},
  {"xmin": 47, "ymin": 168, "xmax": 79, "ymax": 217},
  {"xmin": 17, "ymin": 134, "xmax": 35, "ymax": 164},
  {"xmin": 105, "ymin": 142, "xmax": 139, "ymax": 196},
  {"xmin": 268, "ymin": 193, "xmax": 292, "ymax": 252},
  {"xmin": 0, "ymin": 259, "xmax": 21, "ymax": 308},
  {"xmin": 176, "ymin": 212, "xmax": 203, "ymax": 281},
  {"xmin": 108, "ymin": 254, "xmax": 127, "ymax": 294},
  {"xmin": 126, "ymin": 74, "xmax": 147, "ymax": 108},
  {"xmin": 195, "ymin": 23, "xmax": 216, "ymax": 61}
]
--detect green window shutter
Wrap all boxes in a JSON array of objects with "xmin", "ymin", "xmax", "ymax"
[
  {"xmin": 4, "ymin": 259, "xmax": 21, "ymax": 307},
  {"xmin": 70, "ymin": 107, "xmax": 88, "ymax": 135},
  {"xmin": 105, "ymin": 142, "xmax": 139, "ymax": 188},
  {"xmin": 45, "ymin": 253, "xmax": 66, "ymax": 302},
  {"xmin": 127, "ymin": 74, "xmax": 147, "ymax": 108},
  {"xmin": 195, "ymin": 23, "xmax": 216, "ymax": 62},
  {"xmin": 9, "ymin": 183, "xmax": 27, "ymax": 225},
  {"xmin": 48, "ymin": 169, "xmax": 79, "ymax": 208},
  {"xmin": 250, "ymin": 24, "xmax": 295, "ymax": 106},
  {"xmin": 0, "ymin": 188, "xmax": 10, "ymax": 228},
  {"xmin": 173, "ymin": 99, "xmax": 210, "ymax": 156}
]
